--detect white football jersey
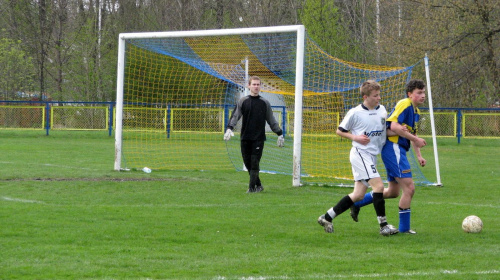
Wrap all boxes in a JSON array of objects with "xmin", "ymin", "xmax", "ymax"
[{"xmin": 339, "ymin": 104, "xmax": 387, "ymax": 155}]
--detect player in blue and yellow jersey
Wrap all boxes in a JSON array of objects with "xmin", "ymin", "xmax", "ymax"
[{"xmin": 349, "ymin": 79, "xmax": 427, "ymax": 234}]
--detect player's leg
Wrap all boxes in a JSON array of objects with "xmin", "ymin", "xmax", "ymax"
[
  {"xmin": 383, "ymin": 180, "xmax": 401, "ymax": 198},
  {"xmin": 350, "ymin": 182, "xmax": 371, "ymax": 222},
  {"xmin": 352, "ymin": 179, "xmax": 401, "ymax": 209},
  {"xmin": 241, "ymin": 140, "xmax": 251, "ymax": 171},
  {"xmin": 353, "ymin": 191, "xmax": 374, "ymax": 208},
  {"xmin": 246, "ymin": 166, "xmax": 262, "ymax": 190},
  {"xmin": 255, "ymin": 176, "xmax": 262, "ymax": 189},
  {"xmin": 249, "ymin": 140, "xmax": 264, "ymax": 193},
  {"xmin": 248, "ymin": 170, "xmax": 259, "ymax": 193},
  {"xmin": 387, "ymin": 145, "xmax": 416, "ymax": 233},
  {"xmin": 350, "ymin": 183, "xmax": 402, "ymax": 222},
  {"xmin": 255, "ymin": 141, "xmax": 264, "ymax": 192},
  {"xmin": 370, "ymin": 177, "xmax": 398, "ymax": 236},
  {"xmin": 241, "ymin": 140, "xmax": 255, "ymax": 192},
  {"xmin": 318, "ymin": 181, "xmax": 366, "ymax": 233},
  {"xmin": 348, "ymin": 149, "xmax": 379, "ymax": 222},
  {"xmin": 351, "ymin": 141, "xmax": 404, "ymax": 222},
  {"xmin": 396, "ymin": 177, "xmax": 414, "ymax": 209},
  {"xmin": 395, "ymin": 177, "xmax": 416, "ymax": 233},
  {"xmin": 349, "ymin": 181, "xmax": 368, "ymax": 202}
]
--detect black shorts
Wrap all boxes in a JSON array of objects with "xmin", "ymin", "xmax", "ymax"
[{"xmin": 240, "ymin": 140, "xmax": 264, "ymax": 157}]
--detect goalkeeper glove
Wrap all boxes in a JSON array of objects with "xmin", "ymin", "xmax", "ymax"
[
  {"xmin": 224, "ymin": 129, "xmax": 234, "ymax": 141},
  {"xmin": 277, "ymin": 135, "xmax": 285, "ymax": 147}
]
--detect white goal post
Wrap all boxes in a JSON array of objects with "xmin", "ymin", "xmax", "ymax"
[{"xmin": 424, "ymin": 54, "xmax": 442, "ymax": 186}]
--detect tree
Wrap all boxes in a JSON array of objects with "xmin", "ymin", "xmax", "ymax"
[
  {"xmin": 299, "ymin": 0, "xmax": 350, "ymax": 59},
  {"xmin": 0, "ymin": 37, "xmax": 35, "ymax": 99},
  {"xmin": 333, "ymin": 0, "xmax": 380, "ymax": 64},
  {"xmin": 1, "ymin": 0, "xmax": 497, "ymax": 107},
  {"xmin": 378, "ymin": 0, "xmax": 500, "ymax": 107},
  {"xmin": 1, "ymin": 0, "xmax": 78, "ymax": 101},
  {"xmin": 1, "ymin": 0, "xmax": 53, "ymax": 97}
]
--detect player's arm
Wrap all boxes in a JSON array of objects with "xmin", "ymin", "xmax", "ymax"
[
  {"xmin": 264, "ymin": 100, "xmax": 283, "ymax": 136},
  {"xmin": 227, "ymin": 100, "xmax": 244, "ymax": 130},
  {"xmin": 412, "ymin": 143, "xmax": 426, "ymax": 167},
  {"xmin": 263, "ymin": 99, "xmax": 285, "ymax": 147},
  {"xmin": 386, "ymin": 128, "xmax": 397, "ymax": 137},
  {"xmin": 387, "ymin": 125, "xmax": 408, "ymax": 136},
  {"xmin": 389, "ymin": 121, "xmax": 426, "ymax": 148},
  {"xmin": 224, "ymin": 99, "xmax": 244, "ymax": 140},
  {"xmin": 336, "ymin": 127, "xmax": 369, "ymax": 145}
]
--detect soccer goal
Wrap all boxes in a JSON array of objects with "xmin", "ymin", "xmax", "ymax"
[{"xmin": 114, "ymin": 25, "xmax": 440, "ymax": 187}]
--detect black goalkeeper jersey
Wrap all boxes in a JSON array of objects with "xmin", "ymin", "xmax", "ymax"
[{"xmin": 227, "ymin": 95, "xmax": 283, "ymax": 141}]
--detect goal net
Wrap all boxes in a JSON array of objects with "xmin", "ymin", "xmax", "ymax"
[{"xmin": 115, "ymin": 25, "xmax": 434, "ymax": 186}]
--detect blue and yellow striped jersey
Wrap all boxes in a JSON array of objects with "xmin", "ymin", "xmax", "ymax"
[{"xmin": 386, "ymin": 98, "xmax": 420, "ymax": 151}]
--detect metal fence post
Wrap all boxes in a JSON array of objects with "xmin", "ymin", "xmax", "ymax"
[
  {"xmin": 281, "ymin": 106, "xmax": 287, "ymax": 137},
  {"xmin": 45, "ymin": 102, "xmax": 50, "ymax": 136},
  {"xmin": 108, "ymin": 102, "xmax": 114, "ymax": 136},
  {"xmin": 457, "ymin": 109, "xmax": 462, "ymax": 144}
]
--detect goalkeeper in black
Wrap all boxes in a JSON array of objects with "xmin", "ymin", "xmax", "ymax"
[{"xmin": 224, "ymin": 76, "xmax": 284, "ymax": 193}]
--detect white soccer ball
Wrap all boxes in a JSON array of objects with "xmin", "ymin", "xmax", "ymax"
[{"xmin": 462, "ymin": 215, "xmax": 483, "ymax": 233}]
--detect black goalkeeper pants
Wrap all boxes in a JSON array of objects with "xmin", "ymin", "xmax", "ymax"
[{"xmin": 240, "ymin": 140, "xmax": 264, "ymax": 190}]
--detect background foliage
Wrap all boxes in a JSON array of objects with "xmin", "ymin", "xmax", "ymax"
[{"xmin": 0, "ymin": 0, "xmax": 498, "ymax": 107}]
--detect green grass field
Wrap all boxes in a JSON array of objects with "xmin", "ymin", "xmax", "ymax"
[{"xmin": 1, "ymin": 130, "xmax": 499, "ymax": 279}]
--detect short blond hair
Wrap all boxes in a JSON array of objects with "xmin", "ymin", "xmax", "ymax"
[{"xmin": 360, "ymin": 80, "xmax": 381, "ymax": 97}]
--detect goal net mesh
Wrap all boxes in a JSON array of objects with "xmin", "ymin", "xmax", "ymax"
[{"xmin": 119, "ymin": 29, "xmax": 432, "ymax": 186}]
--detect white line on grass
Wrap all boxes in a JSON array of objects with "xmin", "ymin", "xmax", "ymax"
[
  {"xmin": 214, "ymin": 269, "xmax": 500, "ymax": 279},
  {"xmin": 425, "ymin": 201, "xmax": 500, "ymax": 209},
  {"xmin": 1, "ymin": 196, "xmax": 45, "ymax": 204},
  {"xmin": 0, "ymin": 161, "xmax": 95, "ymax": 171},
  {"xmin": 42, "ymin": 163, "xmax": 95, "ymax": 170}
]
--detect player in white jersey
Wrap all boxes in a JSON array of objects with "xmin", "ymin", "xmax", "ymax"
[{"xmin": 318, "ymin": 80, "xmax": 399, "ymax": 236}]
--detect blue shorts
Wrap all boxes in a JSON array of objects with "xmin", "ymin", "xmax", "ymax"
[{"xmin": 381, "ymin": 142, "xmax": 412, "ymax": 182}]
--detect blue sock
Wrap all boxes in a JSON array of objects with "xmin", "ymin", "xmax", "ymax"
[
  {"xmin": 399, "ymin": 208, "xmax": 411, "ymax": 232},
  {"xmin": 354, "ymin": 191, "xmax": 374, "ymax": 208}
]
